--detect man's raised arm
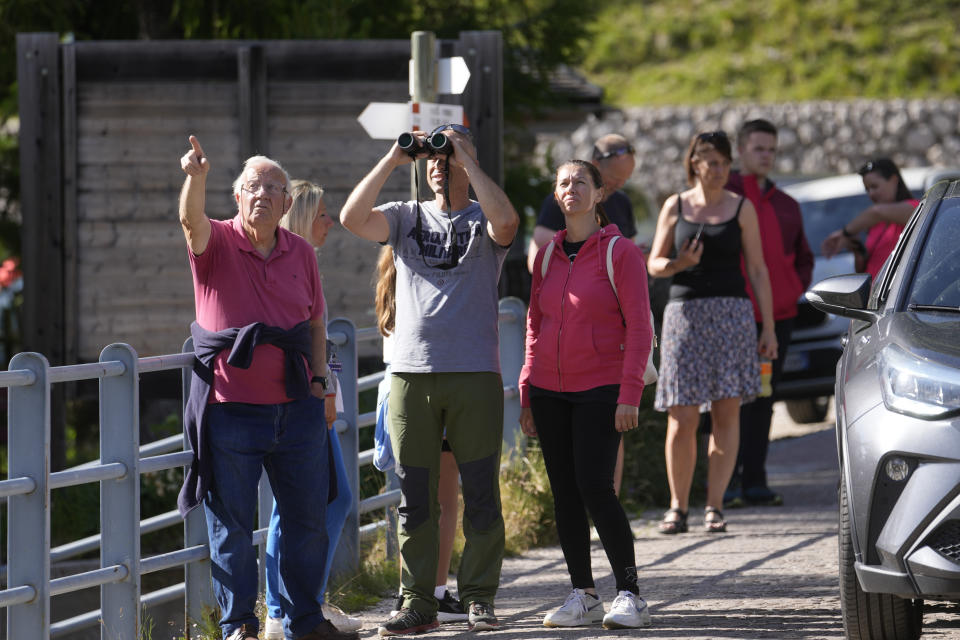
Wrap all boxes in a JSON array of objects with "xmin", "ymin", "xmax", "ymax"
[
  {"xmin": 448, "ymin": 134, "xmax": 519, "ymax": 247},
  {"xmin": 179, "ymin": 135, "xmax": 212, "ymax": 255},
  {"xmin": 339, "ymin": 143, "xmax": 411, "ymax": 243}
]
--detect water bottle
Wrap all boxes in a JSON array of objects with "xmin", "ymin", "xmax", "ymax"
[{"xmin": 759, "ymin": 357, "xmax": 773, "ymax": 398}]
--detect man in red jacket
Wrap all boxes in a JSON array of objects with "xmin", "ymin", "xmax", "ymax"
[{"xmin": 724, "ymin": 119, "xmax": 814, "ymax": 507}]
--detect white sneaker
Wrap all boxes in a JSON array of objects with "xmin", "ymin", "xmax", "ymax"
[
  {"xmin": 543, "ymin": 588, "xmax": 605, "ymax": 627},
  {"xmin": 263, "ymin": 616, "xmax": 284, "ymax": 640},
  {"xmin": 602, "ymin": 591, "xmax": 651, "ymax": 629},
  {"xmin": 323, "ymin": 602, "xmax": 364, "ymax": 633}
]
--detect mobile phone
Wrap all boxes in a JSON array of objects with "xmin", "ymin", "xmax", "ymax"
[{"xmin": 692, "ymin": 222, "xmax": 705, "ymax": 245}]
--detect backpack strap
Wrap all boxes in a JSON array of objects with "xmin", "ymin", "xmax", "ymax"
[
  {"xmin": 540, "ymin": 240, "xmax": 555, "ymax": 279},
  {"xmin": 605, "ymin": 235, "xmax": 619, "ymax": 298}
]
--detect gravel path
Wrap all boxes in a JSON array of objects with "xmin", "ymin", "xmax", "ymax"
[{"xmin": 352, "ymin": 402, "xmax": 960, "ymax": 639}]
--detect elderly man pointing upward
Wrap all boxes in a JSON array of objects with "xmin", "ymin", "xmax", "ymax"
[{"xmin": 177, "ymin": 136, "xmax": 357, "ymax": 640}]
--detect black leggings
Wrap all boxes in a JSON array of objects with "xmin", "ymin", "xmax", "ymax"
[{"xmin": 531, "ymin": 392, "xmax": 639, "ymax": 594}]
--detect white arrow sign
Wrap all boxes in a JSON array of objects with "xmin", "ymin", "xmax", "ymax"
[
  {"xmin": 439, "ymin": 57, "xmax": 471, "ymax": 95},
  {"xmin": 356, "ymin": 102, "xmax": 412, "ymax": 140},
  {"xmin": 357, "ymin": 101, "xmax": 465, "ymax": 140},
  {"xmin": 408, "ymin": 57, "xmax": 471, "ymax": 96}
]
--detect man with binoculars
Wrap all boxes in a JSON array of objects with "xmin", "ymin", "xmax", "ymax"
[{"xmin": 340, "ymin": 125, "xmax": 519, "ymax": 636}]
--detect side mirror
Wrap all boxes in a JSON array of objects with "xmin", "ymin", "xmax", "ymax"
[{"xmin": 805, "ymin": 274, "xmax": 878, "ymax": 323}]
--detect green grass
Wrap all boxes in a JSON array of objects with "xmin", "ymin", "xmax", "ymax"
[
  {"xmin": 500, "ymin": 438, "xmax": 559, "ymax": 555},
  {"xmin": 581, "ymin": 0, "xmax": 960, "ymax": 106}
]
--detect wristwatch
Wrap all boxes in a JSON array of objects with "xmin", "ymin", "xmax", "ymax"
[{"xmin": 311, "ymin": 375, "xmax": 328, "ymax": 391}]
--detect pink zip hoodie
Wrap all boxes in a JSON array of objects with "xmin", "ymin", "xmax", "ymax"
[{"xmin": 519, "ymin": 224, "xmax": 653, "ymax": 408}]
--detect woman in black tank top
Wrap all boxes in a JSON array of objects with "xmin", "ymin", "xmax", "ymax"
[{"xmin": 646, "ymin": 130, "xmax": 777, "ymax": 535}]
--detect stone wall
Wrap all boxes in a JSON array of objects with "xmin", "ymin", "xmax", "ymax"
[{"xmin": 531, "ymin": 99, "xmax": 960, "ymax": 217}]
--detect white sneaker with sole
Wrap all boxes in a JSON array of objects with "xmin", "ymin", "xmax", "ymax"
[
  {"xmin": 602, "ymin": 591, "xmax": 651, "ymax": 629},
  {"xmin": 322, "ymin": 603, "xmax": 363, "ymax": 633},
  {"xmin": 543, "ymin": 588, "xmax": 605, "ymax": 627},
  {"xmin": 263, "ymin": 616, "xmax": 284, "ymax": 640}
]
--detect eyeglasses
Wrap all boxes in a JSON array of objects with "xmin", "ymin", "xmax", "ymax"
[
  {"xmin": 429, "ymin": 123, "xmax": 472, "ymax": 138},
  {"xmin": 593, "ymin": 144, "xmax": 635, "ymax": 160},
  {"xmin": 241, "ymin": 181, "xmax": 287, "ymax": 197}
]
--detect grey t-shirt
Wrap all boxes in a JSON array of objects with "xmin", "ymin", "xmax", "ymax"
[{"xmin": 378, "ymin": 199, "xmax": 509, "ymax": 373}]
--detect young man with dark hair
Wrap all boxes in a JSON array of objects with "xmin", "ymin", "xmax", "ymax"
[{"xmin": 724, "ymin": 119, "xmax": 814, "ymax": 507}]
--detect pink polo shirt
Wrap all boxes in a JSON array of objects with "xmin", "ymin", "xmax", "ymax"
[{"xmin": 188, "ymin": 215, "xmax": 325, "ymax": 404}]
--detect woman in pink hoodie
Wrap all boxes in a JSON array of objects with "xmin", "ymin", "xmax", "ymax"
[{"xmin": 519, "ymin": 160, "xmax": 653, "ymax": 630}]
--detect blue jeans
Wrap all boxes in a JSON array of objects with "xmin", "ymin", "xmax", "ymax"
[
  {"xmin": 203, "ymin": 397, "xmax": 329, "ymax": 639},
  {"xmin": 265, "ymin": 425, "xmax": 352, "ymax": 620}
]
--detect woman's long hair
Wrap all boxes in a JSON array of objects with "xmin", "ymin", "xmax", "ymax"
[
  {"xmin": 556, "ymin": 159, "xmax": 610, "ymax": 226},
  {"xmin": 374, "ymin": 245, "xmax": 396, "ymax": 337},
  {"xmin": 858, "ymin": 158, "xmax": 913, "ymax": 201},
  {"xmin": 280, "ymin": 180, "xmax": 325, "ymax": 245}
]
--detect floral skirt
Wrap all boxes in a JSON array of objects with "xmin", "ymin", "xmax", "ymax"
[{"xmin": 654, "ymin": 296, "xmax": 760, "ymax": 411}]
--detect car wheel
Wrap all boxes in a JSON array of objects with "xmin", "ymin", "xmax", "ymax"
[
  {"xmin": 839, "ymin": 470, "xmax": 923, "ymax": 639},
  {"xmin": 785, "ymin": 396, "xmax": 830, "ymax": 424}
]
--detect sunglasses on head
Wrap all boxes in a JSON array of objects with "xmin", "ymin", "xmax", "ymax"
[
  {"xmin": 593, "ymin": 144, "xmax": 635, "ymax": 161},
  {"xmin": 697, "ymin": 131, "xmax": 728, "ymax": 143},
  {"xmin": 429, "ymin": 123, "xmax": 472, "ymax": 138},
  {"xmin": 858, "ymin": 159, "xmax": 894, "ymax": 176}
]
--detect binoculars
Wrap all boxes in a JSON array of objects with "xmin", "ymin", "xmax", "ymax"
[{"xmin": 397, "ymin": 131, "xmax": 452, "ymax": 157}]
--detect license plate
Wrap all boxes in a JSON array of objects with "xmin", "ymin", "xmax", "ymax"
[{"xmin": 783, "ymin": 351, "xmax": 809, "ymax": 373}]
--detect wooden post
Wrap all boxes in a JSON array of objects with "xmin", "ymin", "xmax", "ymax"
[
  {"xmin": 17, "ymin": 32, "xmax": 66, "ymax": 470},
  {"xmin": 238, "ymin": 45, "xmax": 268, "ymax": 160},
  {"xmin": 410, "ymin": 31, "xmax": 436, "ymax": 198},
  {"xmin": 457, "ymin": 31, "xmax": 503, "ymax": 188}
]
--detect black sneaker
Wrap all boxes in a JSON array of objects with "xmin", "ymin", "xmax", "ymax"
[
  {"xmin": 467, "ymin": 602, "xmax": 500, "ymax": 632},
  {"xmin": 389, "ymin": 591, "xmax": 403, "ymax": 617},
  {"xmin": 299, "ymin": 619, "xmax": 360, "ymax": 640},
  {"xmin": 743, "ymin": 485, "xmax": 784, "ymax": 506},
  {"xmin": 437, "ymin": 590, "xmax": 468, "ymax": 623},
  {"xmin": 378, "ymin": 608, "xmax": 440, "ymax": 636},
  {"xmin": 723, "ymin": 477, "xmax": 745, "ymax": 509}
]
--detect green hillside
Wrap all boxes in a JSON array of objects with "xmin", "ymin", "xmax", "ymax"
[{"xmin": 581, "ymin": 0, "xmax": 960, "ymax": 105}]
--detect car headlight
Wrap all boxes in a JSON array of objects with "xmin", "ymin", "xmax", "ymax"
[{"xmin": 880, "ymin": 344, "xmax": 960, "ymax": 419}]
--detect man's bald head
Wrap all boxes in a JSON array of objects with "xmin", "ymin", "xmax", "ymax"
[{"xmin": 591, "ymin": 134, "xmax": 635, "ymax": 196}]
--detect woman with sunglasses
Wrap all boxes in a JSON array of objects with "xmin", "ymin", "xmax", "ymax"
[
  {"xmin": 263, "ymin": 180, "xmax": 363, "ymax": 639},
  {"xmin": 647, "ymin": 131, "xmax": 777, "ymax": 535},
  {"xmin": 520, "ymin": 160, "xmax": 653, "ymax": 629},
  {"xmin": 821, "ymin": 158, "xmax": 919, "ymax": 280}
]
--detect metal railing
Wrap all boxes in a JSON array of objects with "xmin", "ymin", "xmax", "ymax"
[{"xmin": 0, "ymin": 297, "xmax": 525, "ymax": 638}]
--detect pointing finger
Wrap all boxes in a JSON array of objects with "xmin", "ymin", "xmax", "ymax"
[{"xmin": 189, "ymin": 135, "xmax": 205, "ymax": 159}]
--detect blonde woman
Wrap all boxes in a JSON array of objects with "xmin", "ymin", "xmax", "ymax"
[{"xmin": 264, "ymin": 180, "xmax": 362, "ymax": 638}]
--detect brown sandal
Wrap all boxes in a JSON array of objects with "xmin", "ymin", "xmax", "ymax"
[
  {"xmin": 704, "ymin": 506, "xmax": 727, "ymax": 533},
  {"xmin": 658, "ymin": 508, "xmax": 688, "ymax": 534}
]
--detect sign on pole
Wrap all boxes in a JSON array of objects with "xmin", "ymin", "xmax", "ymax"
[
  {"xmin": 357, "ymin": 102, "xmax": 412, "ymax": 140},
  {"xmin": 357, "ymin": 101, "xmax": 465, "ymax": 140},
  {"xmin": 408, "ymin": 57, "xmax": 471, "ymax": 96},
  {"xmin": 411, "ymin": 102, "xmax": 464, "ymax": 133}
]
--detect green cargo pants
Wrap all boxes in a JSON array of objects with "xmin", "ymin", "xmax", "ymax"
[{"xmin": 389, "ymin": 371, "xmax": 505, "ymax": 615}]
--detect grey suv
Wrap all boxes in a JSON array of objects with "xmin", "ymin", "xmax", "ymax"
[
  {"xmin": 779, "ymin": 167, "xmax": 960, "ymax": 423},
  {"xmin": 807, "ymin": 178, "xmax": 960, "ymax": 639}
]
